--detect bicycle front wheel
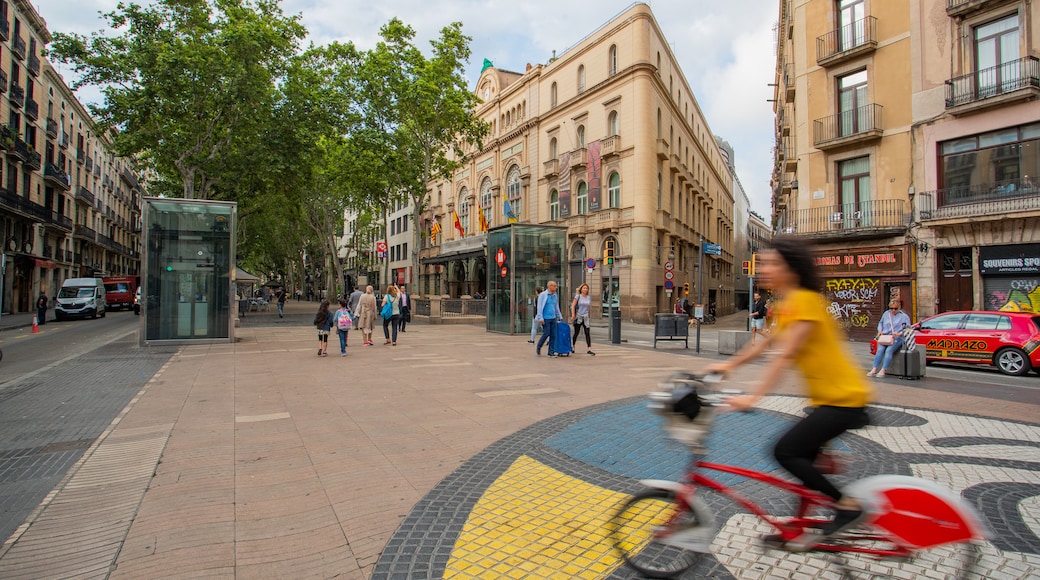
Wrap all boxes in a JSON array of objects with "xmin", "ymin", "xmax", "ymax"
[{"xmin": 610, "ymin": 488, "xmax": 706, "ymax": 578}]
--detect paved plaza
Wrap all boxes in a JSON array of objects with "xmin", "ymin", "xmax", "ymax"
[{"xmin": 0, "ymin": 300, "xmax": 1038, "ymax": 579}]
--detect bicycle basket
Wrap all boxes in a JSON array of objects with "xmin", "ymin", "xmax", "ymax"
[{"xmin": 647, "ymin": 372, "xmax": 718, "ymax": 447}]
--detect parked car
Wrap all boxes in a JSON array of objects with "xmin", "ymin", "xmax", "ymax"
[
  {"xmin": 134, "ymin": 287, "xmax": 141, "ymax": 315},
  {"xmin": 54, "ymin": 278, "xmax": 107, "ymax": 321},
  {"xmin": 912, "ymin": 311, "xmax": 1040, "ymax": 376}
]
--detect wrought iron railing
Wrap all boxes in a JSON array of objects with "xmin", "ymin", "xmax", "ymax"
[
  {"xmin": 46, "ymin": 117, "xmax": 58, "ymax": 137},
  {"xmin": 817, "ymin": 16, "xmax": 876, "ymax": 62},
  {"xmin": 776, "ymin": 199, "xmax": 907, "ymax": 235},
  {"xmin": 9, "ymin": 84, "xmax": 23, "ymax": 107},
  {"xmin": 945, "ymin": 56, "xmax": 1040, "ymax": 108},
  {"xmin": 24, "ymin": 98, "xmax": 38, "ymax": 120},
  {"xmin": 414, "ymin": 298, "xmax": 431, "ymax": 316},
  {"xmin": 11, "ymin": 35, "xmax": 24, "ymax": 60},
  {"xmin": 0, "ymin": 188, "xmax": 50, "ymax": 221},
  {"xmin": 441, "ymin": 299, "xmax": 487, "ymax": 317},
  {"xmin": 918, "ymin": 177, "xmax": 1040, "ymax": 220},
  {"xmin": 813, "ymin": 103, "xmax": 883, "ymax": 146},
  {"xmin": 27, "ymin": 54, "xmax": 40, "ymax": 77},
  {"xmin": 76, "ymin": 186, "xmax": 95, "ymax": 206}
]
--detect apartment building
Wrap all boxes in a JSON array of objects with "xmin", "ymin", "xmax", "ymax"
[
  {"xmin": 1, "ymin": 0, "xmax": 144, "ymax": 314},
  {"xmin": 421, "ymin": 3, "xmax": 736, "ymax": 324},
  {"xmin": 911, "ymin": 0, "xmax": 1040, "ymax": 317}
]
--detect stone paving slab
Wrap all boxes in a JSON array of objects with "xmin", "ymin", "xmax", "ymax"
[{"xmin": 0, "ymin": 305, "xmax": 1037, "ymax": 579}]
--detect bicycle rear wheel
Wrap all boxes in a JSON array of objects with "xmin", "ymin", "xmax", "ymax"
[{"xmin": 610, "ymin": 488, "xmax": 706, "ymax": 578}]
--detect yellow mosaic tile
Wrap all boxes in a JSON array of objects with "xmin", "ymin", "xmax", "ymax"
[{"xmin": 444, "ymin": 454, "xmax": 669, "ymax": 579}]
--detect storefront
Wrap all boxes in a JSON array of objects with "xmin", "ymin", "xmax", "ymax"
[
  {"xmin": 980, "ymin": 244, "xmax": 1040, "ymax": 313},
  {"xmin": 813, "ymin": 246, "xmax": 912, "ymax": 342},
  {"xmin": 485, "ymin": 224, "xmax": 567, "ymax": 335}
]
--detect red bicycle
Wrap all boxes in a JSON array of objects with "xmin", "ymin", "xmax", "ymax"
[{"xmin": 609, "ymin": 372, "xmax": 991, "ymax": 579}]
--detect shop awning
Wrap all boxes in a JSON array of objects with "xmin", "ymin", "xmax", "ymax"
[
  {"xmin": 421, "ymin": 248, "xmax": 486, "ymax": 265},
  {"xmin": 34, "ymin": 258, "xmax": 58, "ymax": 269}
]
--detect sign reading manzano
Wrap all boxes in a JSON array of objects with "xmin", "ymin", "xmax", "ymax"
[
  {"xmin": 813, "ymin": 248, "xmax": 905, "ymax": 275},
  {"xmin": 979, "ymin": 244, "xmax": 1040, "ymax": 275}
]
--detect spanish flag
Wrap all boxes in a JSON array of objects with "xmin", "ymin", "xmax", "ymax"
[
  {"xmin": 479, "ymin": 207, "xmax": 489, "ymax": 232},
  {"xmin": 430, "ymin": 220, "xmax": 442, "ymax": 242},
  {"xmin": 453, "ymin": 210, "xmax": 465, "ymax": 237}
]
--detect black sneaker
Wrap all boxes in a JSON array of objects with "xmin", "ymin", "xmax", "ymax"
[
  {"xmin": 548, "ymin": 353, "xmax": 558, "ymax": 358},
  {"xmin": 787, "ymin": 509, "xmax": 865, "ymax": 552},
  {"xmin": 587, "ymin": 350, "xmax": 596, "ymax": 356}
]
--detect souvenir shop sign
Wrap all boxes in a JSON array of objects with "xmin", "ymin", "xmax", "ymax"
[
  {"xmin": 813, "ymin": 248, "xmax": 905, "ymax": 275},
  {"xmin": 979, "ymin": 244, "xmax": 1040, "ymax": 275}
]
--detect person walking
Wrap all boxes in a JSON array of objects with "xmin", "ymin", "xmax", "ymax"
[
  {"xmin": 313, "ymin": 299, "xmax": 332, "ymax": 356},
  {"xmin": 571, "ymin": 283, "xmax": 595, "ymax": 355},
  {"xmin": 749, "ymin": 291, "xmax": 768, "ymax": 344},
  {"xmin": 36, "ymin": 291, "xmax": 48, "ymax": 325},
  {"xmin": 347, "ymin": 286, "xmax": 363, "ymax": 327},
  {"xmin": 381, "ymin": 285, "xmax": 402, "ymax": 345},
  {"xmin": 535, "ymin": 281, "xmax": 563, "ymax": 357},
  {"xmin": 706, "ymin": 236, "xmax": 872, "ymax": 550},
  {"xmin": 398, "ymin": 285, "xmax": 411, "ymax": 332},
  {"xmin": 867, "ymin": 299, "xmax": 912, "ymax": 378},
  {"xmin": 528, "ymin": 286, "xmax": 543, "ymax": 343},
  {"xmin": 332, "ymin": 298, "xmax": 352, "ymax": 356},
  {"xmin": 277, "ymin": 288, "xmax": 287, "ymax": 318},
  {"xmin": 356, "ymin": 286, "xmax": 377, "ymax": 346}
]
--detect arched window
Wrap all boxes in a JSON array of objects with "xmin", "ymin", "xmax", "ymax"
[
  {"xmin": 657, "ymin": 171, "xmax": 663, "ymax": 209},
  {"xmin": 549, "ymin": 189, "xmax": 559, "ymax": 221},
  {"xmin": 480, "ymin": 178, "xmax": 493, "ymax": 229},
  {"xmin": 608, "ymin": 172, "xmax": 621, "ymax": 208},
  {"xmin": 551, "ymin": 82, "xmax": 558, "ymax": 108},
  {"xmin": 550, "ymin": 137, "xmax": 558, "ymax": 159},
  {"xmin": 608, "ymin": 111, "xmax": 619, "ymax": 137},
  {"xmin": 571, "ymin": 241, "xmax": 586, "ymax": 261},
  {"xmin": 458, "ymin": 187, "xmax": 470, "ymax": 234},
  {"xmin": 506, "ymin": 110, "xmax": 511, "ymax": 126},
  {"xmin": 506, "ymin": 166, "xmax": 522, "ymax": 221},
  {"xmin": 657, "ymin": 109, "xmax": 662, "ymax": 139},
  {"xmin": 608, "ymin": 45, "xmax": 618, "ymax": 76},
  {"xmin": 576, "ymin": 181, "xmax": 588, "ymax": 214},
  {"xmin": 577, "ymin": 125, "xmax": 585, "ymax": 148},
  {"xmin": 577, "ymin": 65, "xmax": 585, "ymax": 93}
]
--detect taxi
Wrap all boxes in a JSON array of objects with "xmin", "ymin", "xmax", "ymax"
[{"xmin": 913, "ymin": 311, "xmax": 1040, "ymax": 376}]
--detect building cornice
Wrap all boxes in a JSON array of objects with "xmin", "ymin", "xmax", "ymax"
[{"xmin": 14, "ymin": 0, "xmax": 52, "ymax": 43}]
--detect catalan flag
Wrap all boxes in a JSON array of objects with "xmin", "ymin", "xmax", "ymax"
[
  {"xmin": 430, "ymin": 220, "xmax": 442, "ymax": 242},
  {"xmin": 453, "ymin": 210, "xmax": 465, "ymax": 237},
  {"xmin": 479, "ymin": 207, "xmax": 489, "ymax": 232}
]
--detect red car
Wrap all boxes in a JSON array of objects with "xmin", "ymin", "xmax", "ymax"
[{"xmin": 912, "ymin": 311, "xmax": 1040, "ymax": 376}]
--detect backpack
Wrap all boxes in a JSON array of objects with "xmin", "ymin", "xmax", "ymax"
[{"xmin": 336, "ymin": 309, "xmax": 353, "ymax": 331}]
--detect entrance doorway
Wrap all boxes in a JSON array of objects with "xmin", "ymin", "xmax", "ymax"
[{"xmin": 938, "ymin": 249, "xmax": 973, "ymax": 312}]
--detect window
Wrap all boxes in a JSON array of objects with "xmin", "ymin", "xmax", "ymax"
[
  {"xmin": 838, "ymin": 0, "xmax": 866, "ymax": 51},
  {"xmin": 838, "ymin": 70, "xmax": 868, "ymax": 136},
  {"xmin": 576, "ymin": 181, "xmax": 588, "ymax": 214},
  {"xmin": 974, "ymin": 15, "xmax": 1020, "ymax": 98},
  {"xmin": 608, "ymin": 111, "xmax": 619, "ymax": 137},
  {"xmin": 551, "ymin": 82, "xmax": 557, "ymax": 108},
  {"xmin": 506, "ymin": 166, "xmax": 522, "ymax": 219},
  {"xmin": 920, "ymin": 314, "xmax": 965, "ymax": 330},
  {"xmin": 549, "ymin": 137, "xmax": 558, "ymax": 159},
  {"xmin": 939, "ymin": 121, "xmax": 1039, "ymax": 198},
  {"xmin": 657, "ymin": 171, "xmax": 662, "ymax": 209},
  {"xmin": 458, "ymin": 187, "xmax": 469, "ymax": 232},
  {"xmin": 608, "ymin": 172, "xmax": 621, "ymax": 208},
  {"xmin": 963, "ymin": 313, "xmax": 1003, "ymax": 330},
  {"xmin": 838, "ymin": 156, "xmax": 870, "ymax": 226},
  {"xmin": 577, "ymin": 65, "xmax": 585, "ymax": 93},
  {"xmin": 480, "ymin": 178, "xmax": 493, "ymax": 228},
  {"xmin": 608, "ymin": 45, "xmax": 618, "ymax": 76},
  {"xmin": 577, "ymin": 125, "xmax": 585, "ymax": 148},
  {"xmin": 549, "ymin": 189, "xmax": 559, "ymax": 220},
  {"xmin": 657, "ymin": 109, "xmax": 662, "ymax": 139}
]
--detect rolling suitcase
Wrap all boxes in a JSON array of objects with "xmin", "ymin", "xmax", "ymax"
[{"xmin": 553, "ymin": 322, "xmax": 574, "ymax": 356}]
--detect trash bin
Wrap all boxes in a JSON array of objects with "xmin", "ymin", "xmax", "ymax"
[{"xmin": 610, "ymin": 309, "xmax": 621, "ymax": 344}]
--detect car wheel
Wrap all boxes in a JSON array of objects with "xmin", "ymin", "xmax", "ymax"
[{"xmin": 995, "ymin": 347, "xmax": 1031, "ymax": 376}]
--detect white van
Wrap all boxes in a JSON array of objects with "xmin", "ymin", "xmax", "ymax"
[{"xmin": 55, "ymin": 278, "xmax": 107, "ymax": 320}]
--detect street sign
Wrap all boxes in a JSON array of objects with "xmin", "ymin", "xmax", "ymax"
[
  {"xmin": 664, "ymin": 261, "xmax": 674, "ymax": 271},
  {"xmin": 586, "ymin": 258, "xmax": 596, "ymax": 269},
  {"xmin": 704, "ymin": 243, "xmax": 722, "ymax": 256},
  {"xmin": 495, "ymin": 248, "xmax": 506, "ymax": 267},
  {"xmin": 664, "ymin": 271, "xmax": 674, "ymax": 281},
  {"xmin": 664, "ymin": 280, "xmax": 674, "ymax": 290}
]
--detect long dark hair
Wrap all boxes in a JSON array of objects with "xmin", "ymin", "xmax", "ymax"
[{"xmin": 769, "ymin": 235, "xmax": 822, "ymax": 292}]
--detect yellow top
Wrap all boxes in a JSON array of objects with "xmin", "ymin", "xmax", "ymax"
[{"xmin": 774, "ymin": 288, "xmax": 872, "ymax": 408}]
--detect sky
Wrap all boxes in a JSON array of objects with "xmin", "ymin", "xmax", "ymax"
[{"xmin": 37, "ymin": 0, "xmax": 778, "ymax": 217}]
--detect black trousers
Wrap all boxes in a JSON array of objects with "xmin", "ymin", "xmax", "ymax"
[
  {"xmin": 572, "ymin": 321, "xmax": 590, "ymax": 347},
  {"xmin": 774, "ymin": 405, "xmax": 868, "ymax": 501}
]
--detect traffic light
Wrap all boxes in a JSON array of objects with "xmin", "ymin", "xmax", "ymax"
[
  {"xmin": 742, "ymin": 261, "xmax": 750, "ymax": 276},
  {"xmin": 604, "ymin": 239, "xmax": 616, "ymax": 266},
  {"xmin": 750, "ymin": 253, "xmax": 758, "ymax": 276},
  {"xmin": 683, "ymin": 282, "xmax": 690, "ymax": 295}
]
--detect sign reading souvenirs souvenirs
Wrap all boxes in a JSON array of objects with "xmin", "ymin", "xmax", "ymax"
[
  {"xmin": 813, "ymin": 248, "xmax": 906, "ymax": 275},
  {"xmin": 979, "ymin": 244, "xmax": 1040, "ymax": 275}
]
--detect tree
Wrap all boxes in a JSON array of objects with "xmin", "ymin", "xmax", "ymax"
[{"xmin": 48, "ymin": 0, "xmax": 305, "ymax": 200}]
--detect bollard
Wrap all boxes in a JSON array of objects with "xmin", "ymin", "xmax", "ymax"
[{"xmin": 610, "ymin": 309, "xmax": 621, "ymax": 344}]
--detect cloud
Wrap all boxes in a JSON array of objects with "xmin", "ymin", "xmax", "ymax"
[{"xmin": 39, "ymin": 0, "xmax": 778, "ymax": 215}]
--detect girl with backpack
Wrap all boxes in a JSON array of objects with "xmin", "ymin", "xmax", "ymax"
[
  {"xmin": 332, "ymin": 299, "xmax": 353, "ymax": 356},
  {"xmin": 313, "ymin": 300, "xmax": 332, "ymax": 356}
]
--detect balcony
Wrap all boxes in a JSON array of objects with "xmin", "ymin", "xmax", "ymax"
[
  {"xmin": 0, "ymin": 17, "xmax": 8, "ymax": 41},
  {"xmin": 817, "ymin": 16, "xmax": 877, "ymax": 67},
  {"xmin": 11, "ymin": 35, "xmax": 25, "ymax": 61},
  {"xmin": 24, "ymin": 98, "xmax": 38, "ymax": 121},
  {"xmin": 44, "ymin": 163, "xmax": 71, "ymax": 190},
  {"xmin": 26, "ymin": 149, "xmax": 41, "ymax": 170},
  {"xmin": 9, "ymin": 83, "xmax": 23, "ymax": 108},
  {"xmin": 0, "ymin": 69, "xmax": 6, "ymax": 94},
  {"xmin": 65, "ymin": 251, "xmax": 74, "ymax": 262},
  {"xmin": 813, "ymin": 103, "xmax": 883, "ymax": 150},
  {"xmin": 46, "ymin": 118, "xmax": 58, "ymax": 138},
  {"xmin": 775, "ymin": 199, "xmax": 908, "ymax": 240},
  {"xmin": 569, "ymin": 147, "xmax": 587, "ymax": 169},
  {"xmin": 85, "ymin": 157, "xmax": 94, "ymax": 172},
  {"xmin": 77, "ymin": 149, "xmax": 85, "ymax": 164},
  {"xmin": 944, "ymin": 56, "xmax": 1040, "ymax": 116},
  {"xmin": 947, "ymin": 0, "xmax": 1011, "ymax": 17},
  {"xmin": 59, "ymin": 132, "xmax": 69, "ymax": 149},
  {"xmin": 918, "ymin": 178, "xmax": 1040, "ymax": 222},
  {"xmin": 93, "ymin": 163, "xmax": 101, "ymax": 177},
  {"xmin": 27, "ymin": 54, "xmax": 40, "ymax": 77},
  {"xmin": 780, "ymin": 141, "xmax": 797, "ymax": 172},
  {"xmin": 656, "ymin": 138, "xmax": 669, "ymax": 161},
  {"xmin": 543, "ymin": 158, "xmax": 558, "ymax": 177},
  {"xmin": 52, "ymin": 212, "xmax": 73, "ymax": 231},
  {"xmin": 74, "ymin": 225, "xmax": 98, "ymax": 243},
  {"xmin": 784, "ymin": 63, "xmax": 795, "ymax": 102},
  {"xmin": 76, "ymin": 186, "xmax": 96, "ymax": 206},
  {"xmin": 8, "ymin": 139, "xmax": 29, "ymax": 162},
  {"xmin": 601, "ymin": 134, "xmax": 621, "ymax": 158},
  {"xmin": 121, "ymin": 168, "xmax": 141, "ymax": 190}
]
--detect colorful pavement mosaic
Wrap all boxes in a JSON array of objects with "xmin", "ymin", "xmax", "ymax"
[{"xmin": 373, "ymin": 395, "xmax": 1040, "ymax": 579}]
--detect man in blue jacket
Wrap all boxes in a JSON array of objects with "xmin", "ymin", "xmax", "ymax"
[{"xmin": 534, "ymin": 281, "xmax": 564, "ymax": 357}]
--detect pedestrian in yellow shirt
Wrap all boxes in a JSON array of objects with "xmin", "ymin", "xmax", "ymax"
[{"xmin": 707, "ymin": 236, "xmax": 873, "ymax": 551}]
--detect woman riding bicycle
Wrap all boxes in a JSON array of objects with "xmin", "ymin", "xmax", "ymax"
[{"xmin": 706, "ymin": 235, "xmax": 872, "ymax": 550}]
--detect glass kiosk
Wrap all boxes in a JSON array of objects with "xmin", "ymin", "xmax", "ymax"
[
  {"xmin": 140, "ymin": 198, "xmax": 236, "ymax": 345},
  {"xmin": 486, "ymin": 224, "xmax": 567, "ymax": 335}
]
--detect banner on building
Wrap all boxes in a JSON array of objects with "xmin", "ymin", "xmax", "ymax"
[
  {"xmin": 558, "ymin": 151, "xmax": 571, "ymax": 217},
  {"xmin": 979, "ymin": 244, "xmax": 1040, "ymax": 275},
  {"xmin": 587, "ymin": 140, "xmax": 602, "ymax": 212}
]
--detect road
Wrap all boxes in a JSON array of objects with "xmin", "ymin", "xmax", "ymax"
[{"xmin": 0, "ymin": 309, "xmax": 140, "ymax": 386}]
